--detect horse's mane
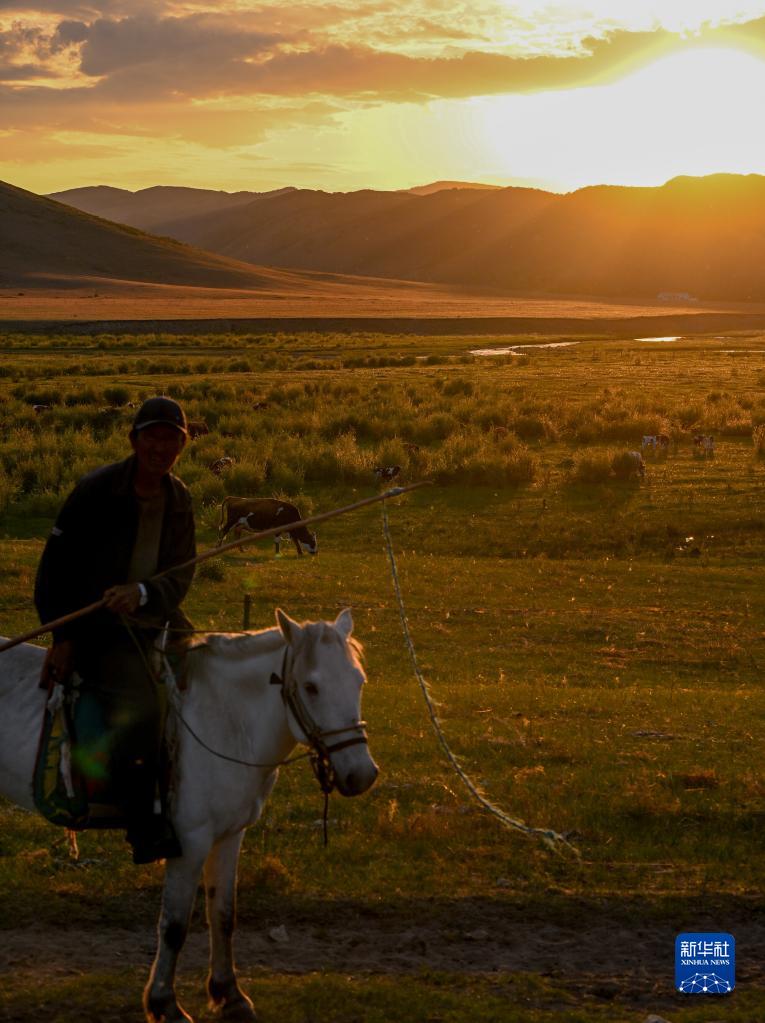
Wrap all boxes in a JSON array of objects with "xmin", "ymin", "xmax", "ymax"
[
  {"xmin": 194, "ymin": 628, "xmax": 284, "ymax": 660},
  {"xmin": 195, "ymin": 623, "xmax": 364, "ymax": 665}
]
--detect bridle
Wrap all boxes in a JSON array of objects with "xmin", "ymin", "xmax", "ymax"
[
  {"xmin": 269, "ymin": 645, "xmax": 369, "ymax": 798},
  {"xmin": 151, "ymin": 628, "xmax": 369, "ymax": 845}
]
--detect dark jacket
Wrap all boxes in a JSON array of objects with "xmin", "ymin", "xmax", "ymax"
[{"xmin": 35, "ymin": 456, "xmax": 196, "ymax": 643}]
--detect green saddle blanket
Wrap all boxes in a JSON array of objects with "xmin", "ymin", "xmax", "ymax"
[
  {"xmin": 33, "ymin": 667, "xmax": 178, "ymax": 831},
  {"xmin": 34, "ymin": 677, "xmax": 126, "ymax": 829}
]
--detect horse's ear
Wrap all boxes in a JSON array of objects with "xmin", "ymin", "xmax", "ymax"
[
  {"xmin": 276, "ymin": 608, "xmax": 302, "ymax": 645},
  {"xmin": 334, "ymin": 608, "xmax": 353, "ymax": 640}
]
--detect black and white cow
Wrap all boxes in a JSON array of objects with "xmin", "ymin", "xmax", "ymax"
[
  {"xmin": 693, "ymin": 435, "xmax": 715, "ymax": 456},
  {"xmin": 217, "ymin": 497, "xmax": 318, "ymax": 556},
  {"xmin": 209, "ymin": 457, "xmax": 234, "ymax": 476},
  {"xmin": 374, "ymin": 466, "xmax": 401, "ymax": 482}
]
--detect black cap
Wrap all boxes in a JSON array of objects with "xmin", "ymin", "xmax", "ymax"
[{"xmin": 132, "ymin": 397, "xmax": 187, "ymax": 435}]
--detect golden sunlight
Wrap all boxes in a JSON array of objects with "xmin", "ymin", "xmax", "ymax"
[
  {"xmin": 501, "ymin": 0, "xmax": 765, "ymax": 35},
  {"xmin": 471, "ymin": 46, "xmax": 765, "ymax": 190}
]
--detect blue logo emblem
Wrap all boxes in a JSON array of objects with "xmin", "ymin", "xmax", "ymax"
[{"xmin": 676, "ymin": 933, "xmax": 735, "ymax": 994}]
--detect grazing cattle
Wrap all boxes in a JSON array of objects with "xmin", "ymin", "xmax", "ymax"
[
  {"xmin": 374, "ymin": 466, "xmax": 401, "ymax": 482},
  {"xmin": 187, "ymin": 419, "xmax": 209, "ymax": 440},
  {"xmin": 627, "ymin": 451, "xmax": 646, "ymax": 478},
  {"xmin": 403, "ymin": 442, "xmax": 420, "ymax": 455},
  {"xmin": 208, "ymin": 456, "xmax": 234, "ymax": 476},
  {"xmin": 252, "ymin": 401, "xmax": 269, "ymax": 411},
  {"xmin": 218, "ymin": 497, "xmax": 318, "ymax": 556},
  {"xmin": 32, "ymin": 404, "xmax": 51, "ymax": 414},
  {"xmin": 641, "ymin": 435, "xmax": 658, "ymax": 450},
  {"xmin": 693, "ymin": 434, "xmax": 715, "ymax": 455}
]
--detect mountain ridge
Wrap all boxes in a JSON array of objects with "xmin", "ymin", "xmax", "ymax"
[{"xmin": 29, "ymin": 173, "xmax": 765, "ymax": 302}]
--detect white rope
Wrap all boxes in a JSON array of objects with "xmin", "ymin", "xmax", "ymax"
[{"xmin": 381, "ymin": 500, "xmax": 579, "ymax": 856}]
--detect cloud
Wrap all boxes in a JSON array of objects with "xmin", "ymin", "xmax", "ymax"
[
  {"xmin": 211, "ymin": 30, "xmax": 677, "ymax": 102},
  {"xmin": 3, "ymin": 6, "xmax": 765, "ymax": 101},
  {"xmin": 0, "ymin": 127, "xmax": 125, "ymax": 161},
  {"xmin": 51, "ymin": 18, "xmax": 89, "ymax": 45},
  {"xmin": 0, "ymin": 0, "xmax": 161, "ymax": 13},
  {"xmin": 0, "ymin": 60, "xmax": 54, "ymax": 76},
  {"xmin": 73, "ymin": 13, "xmax": 281, "ymax": 77},
  {"xmin": 0, "ymin": 10, "xmax": 681, "ymax": 100},
  {"xmin": 0, "ymin": 73, "xmax": 340, "ymax": 149},
  {"xmin": 3, "ymin": 2, "xmax": 765, "ymax": 193}
]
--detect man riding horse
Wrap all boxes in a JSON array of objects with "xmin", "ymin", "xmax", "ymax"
[{"xmin": 34, "ymin": 396, "xmax": 196, "ymax": 864}]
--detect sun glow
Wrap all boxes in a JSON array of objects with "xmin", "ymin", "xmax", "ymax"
[
  {"xmin": 499, "ymin": 1, "xmax": 765, "ymax": 36},
  {"xmin": 468, "ymin": 46, "xmax": 765, "ymax": 190}
]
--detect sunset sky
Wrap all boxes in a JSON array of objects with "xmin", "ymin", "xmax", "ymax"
[{"xmin": 3, "ymin": 1, "xmax": 765, "ymax": 195}]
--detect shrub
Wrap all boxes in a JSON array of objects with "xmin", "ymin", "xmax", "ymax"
[
  {"xmin": 225, "ymin": 462, "xmax": 267, "ymax": 493},
  {"xmin": 412, "ymin": 412, "xmax": 457, "ymax": 444},
  {"xmin": 442, "ymin": 377, "xmax": 474, "ymax": 397},
  {"xmin": 611, "ymin": 451, "xmax": 643, "ymax": 481},
  {"xmin": 192, "ymin": 476, "xmax": 227, "ymax": 508},
  {"xmin": 103, "ymin": 386, "xmax": 131, "ymax": 406},
  {"xmin": 676, "ymin": 405, "xmax": 702, "ymax": 429},
  {"xmin": 572, "ymin": 453, "xmax": 613, "ymax": 484},
  {"xmin": 753, "ymin": 424, "xmax": 765, "ymax": 459},
  {"xmin": 269, "ymin": 462, "xmax": 305, "ymax": 491},
  {"xmin": 198, "ymin": 558, "xmax": 226, "ymax": 582},
  {"xmin": 0, "ymin": 470, "xmax": 15, "ymax": 515},
  {"xmin": 511, "ymin": 414, "xmax": 555, "ymax": 442}
]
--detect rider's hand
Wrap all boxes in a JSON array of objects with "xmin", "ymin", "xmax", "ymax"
[
  {"xmin": 103, "ymin": 582, "xmax": 142, "ymax": 615},
  {"xmin": 40, "ymin": 639, "xmax": 74, "ymax": 689}
]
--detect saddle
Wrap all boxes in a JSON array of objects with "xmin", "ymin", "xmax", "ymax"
[{"xmin": 32, "ymin": 634, "xmax": 192, "ymax": 831}]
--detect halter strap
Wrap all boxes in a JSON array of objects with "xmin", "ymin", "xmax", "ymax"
[{"xmin": 269, "ymin": 643, "xmax": 369, "ymax": 797}]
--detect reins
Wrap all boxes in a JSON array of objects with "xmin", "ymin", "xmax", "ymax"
[
  {"xmin": 0, "ymin": 485, "xmax": 416, "ymax": 848},
  {"xmin": 124, "ymin": 620, "xmax": 367, "ymax": 847}
]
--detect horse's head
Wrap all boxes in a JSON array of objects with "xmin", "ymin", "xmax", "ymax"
[{"xmin": 275, "ymin": 607, "xmax": 378, "ymax": 796}]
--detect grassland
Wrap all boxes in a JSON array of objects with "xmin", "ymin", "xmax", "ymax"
[
  {"xmin": 1, "ymin": 328, "xmax": 764, "ymax": 1021},
  {"xmin": 0, "ymin": 282, "xmax": 753, "ymax": 326}
]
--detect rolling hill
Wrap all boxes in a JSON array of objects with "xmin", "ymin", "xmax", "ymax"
[
  {"xmin": 9, "ymin": 178, "xmax": 611, "ymax": 321},
  {"xmin": 0, "ymin": 179, "xmax": 379, "ymax": 294},
  {"xmin": 51, "ymin": 174, "xmax": 765, "ymax": 302},
  {"xmin": 46, "ymin": 184, "xmax": 294, "ymax": 234}
]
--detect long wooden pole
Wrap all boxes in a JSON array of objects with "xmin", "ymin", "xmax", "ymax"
[{"xmin": 0, "ymin": 481, "xmax": 430, "ymax": 654}]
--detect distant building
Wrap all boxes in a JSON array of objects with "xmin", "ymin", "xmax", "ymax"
[{"xmin": 657, "ymin": 291, "xmax": 699, "ymax": 303}]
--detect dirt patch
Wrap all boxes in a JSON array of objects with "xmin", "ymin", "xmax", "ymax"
[{"xmin": 1, "ymin": 898, "xmax": 762, "ymax": 1009}]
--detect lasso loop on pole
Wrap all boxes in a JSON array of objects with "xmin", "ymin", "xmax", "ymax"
[{"xmin": 381, "ymin": 500, "xmax": 579, "ymax": 857}]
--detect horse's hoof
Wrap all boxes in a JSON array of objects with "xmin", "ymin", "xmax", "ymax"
[
  {"xmin": 145, "ymin": 996, "xmax": 195, "ymax": 1023},
  {"xmin": 223, "ymin": 1009, "xmax": 257, "ymax": 1023},
  {"xmin": 221, "ymin": 997, "xmax": 257, "ymax": 1022}
]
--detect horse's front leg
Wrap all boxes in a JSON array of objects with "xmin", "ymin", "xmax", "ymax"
[
  {"xmin": 204, "ymin": 831, "xmax": 256, "ymax": 1021},
  {"xmin": 144, "ymin": 847, "xmax": 208, "ymax": 1023}
]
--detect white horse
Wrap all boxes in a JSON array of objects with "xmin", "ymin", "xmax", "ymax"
[{"xmin": 0, "ymin": 608, "xmax": 378, "ymax": 1022}]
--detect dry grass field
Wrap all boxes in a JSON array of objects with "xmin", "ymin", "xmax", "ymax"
[
  {"xmin": 1, "ymin": 327, "xmax": 765, "ymax": 1021},
  {"xmin": 0, "ymin": 281, "xmax": 752, "ymax": 325}
]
